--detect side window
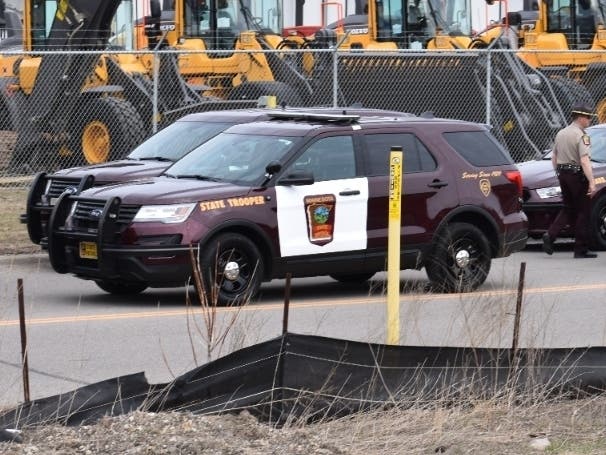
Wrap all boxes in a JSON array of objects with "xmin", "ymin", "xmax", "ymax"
[
  {"xmin": 443, "ymin": 130, "xmax": 513, "ymax": 166},
  {"xmin": 363, "ymin": 133, "xmax": 436, "ymax": 176},
  {"xmin": 287, "ymin": 136, "xmax": 356, "ymax": 182}
]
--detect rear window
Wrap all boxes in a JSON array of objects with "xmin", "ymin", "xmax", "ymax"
[
  {"xmin": 363, "ymin": 133, "xmax": 436, "ymax": 175},
  {"xmin": 443, "ymin": 130, "xmax": 513, "ymax": 166}
]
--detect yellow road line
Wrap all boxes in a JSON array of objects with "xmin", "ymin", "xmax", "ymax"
[{"xmin": 1, "ymin": 283, "xmax": 605, "ymax": 327}]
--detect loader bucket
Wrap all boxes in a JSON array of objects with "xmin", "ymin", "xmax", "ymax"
[{"xmin": 332, "ymin": 50, "xmax": 568, "ymax": 161}]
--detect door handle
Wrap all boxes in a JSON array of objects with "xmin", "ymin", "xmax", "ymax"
[
  {"xmin": 339, "ymin": 190, "xmax": 360, "ymax": 196},
  {"xmin": 427, "ymin": 180, "xmax": 448, "ymax": 188}
]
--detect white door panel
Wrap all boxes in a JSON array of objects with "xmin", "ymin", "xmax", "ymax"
[{"xmin": 276, "ymin": 178, "xmax": 368, "ymax": 257}]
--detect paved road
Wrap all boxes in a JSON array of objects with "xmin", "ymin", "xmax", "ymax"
[{"xmin": 2, "ymin": 240, "xmax": 606, "ymax": 406}]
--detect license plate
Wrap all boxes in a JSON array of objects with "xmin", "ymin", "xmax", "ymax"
[{"xmin": 79, "ymin": 241, "xmax": 98, "ymax": 260}]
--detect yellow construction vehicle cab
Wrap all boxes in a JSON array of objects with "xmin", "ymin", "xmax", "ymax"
[{"xmin": 512, "ymin": 0, "xmax": 606, "ymax": 120}]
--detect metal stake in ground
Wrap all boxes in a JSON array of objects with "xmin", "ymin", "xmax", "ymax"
[
  {"xmin": 512, "ymin": 262, "xmax": 526, "ymax": 353},
  {"xmin": 17, "ymin": 278, "xmax": 30, "ymax": 403}
]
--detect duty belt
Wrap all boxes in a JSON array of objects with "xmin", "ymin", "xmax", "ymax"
[{"xmin": 557, "ymin": 163, "xmax": 582, "ymax": 173}]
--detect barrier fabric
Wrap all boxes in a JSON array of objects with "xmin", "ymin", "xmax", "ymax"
[{"xmin": 2, "ymin": 333, "xmax": 606, "ymax": 429}]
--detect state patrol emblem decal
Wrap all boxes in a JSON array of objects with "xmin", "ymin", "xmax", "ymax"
[{"xmin": 479, "ymin": 179, "xmax": 491, "ymax": 197}]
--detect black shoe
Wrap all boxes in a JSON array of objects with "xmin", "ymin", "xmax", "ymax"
[
  {"xmin": 542, "ymin": 233, "xmax": 554, "ymax": 255},
  {"xmin": 574, "ymin": 251, "xmax": 598, "ymax": 258}
]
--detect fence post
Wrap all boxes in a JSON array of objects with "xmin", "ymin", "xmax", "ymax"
[
  {"xmin": 152, "ymin": 51, "xmax": 160, "ymax": 134},
  {"xmin": 332, "ymin": 48, "xmax": 339, "ymax": 108},
  {"xmin": 486, "ymin": 50, "xmax": 492, "ymax": 126}
]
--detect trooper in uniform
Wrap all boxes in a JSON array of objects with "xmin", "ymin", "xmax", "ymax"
[{"xmin": 542, "ymin": 102, "xmax": 597, "ymax": 258}]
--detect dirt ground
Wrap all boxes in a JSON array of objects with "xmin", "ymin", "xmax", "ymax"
[{"xmin": 2, "ymin": 397, "xmax": 606, "ymax": 454}]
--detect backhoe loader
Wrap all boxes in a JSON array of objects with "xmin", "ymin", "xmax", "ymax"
[{"xmin": 0, "ymin": 0, "xmax": 256, "ymax": 172}]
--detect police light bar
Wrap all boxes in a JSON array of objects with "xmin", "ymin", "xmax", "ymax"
[{"xmin": 267, "ymin": 111, "xmax": 361, "ymax": 123}]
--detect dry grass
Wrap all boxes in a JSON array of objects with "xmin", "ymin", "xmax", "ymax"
[
  {"xmin": 3, "ymin": 396, "xmax": 606, "ymax": 453},
  {"xmin": 0, "ymin": 187, "xmax": 39, "ymax": 255}
]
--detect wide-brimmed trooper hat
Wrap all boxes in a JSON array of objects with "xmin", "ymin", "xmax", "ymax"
[{"xmin": 571, "ymin": 102, "xmax": 597, "ymax": 117}]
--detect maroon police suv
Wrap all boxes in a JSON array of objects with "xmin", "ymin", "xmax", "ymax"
[
  {"xmin": 47, "ymin": 111, "xmax": 527, "ymax": 305},
  {"xmin": 22, "ymin": 107, "xmax": 408, "ymax": 249},
  {"xmin": 21, "ymin": 109, "xmax": 276, "ymax": 249}
]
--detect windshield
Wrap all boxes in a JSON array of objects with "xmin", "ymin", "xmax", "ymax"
[
  {"xmin": 546, "ymin": 0, "xmax": 603, "ymax": 47},
  {"xmin": 128, "ymin": 121, "xmax": 232, "ymax": 161},
  {"xmin": 166, "ymin": 131, "xmax": 299, "ymax": 185},
  {"xmin": 590, "ymin": 128, "xmax": 606, "ymax": 162},
  {"xmin": 183, "ymin": 0, "xmax": 282, "ymax": 37},
  {"xmin": 376, "ymin": 0, "xmax": 472, "ymax": 43},
  {"xmin": 30, "ymin": 0, "xmax": 137, "ymax": 50}
]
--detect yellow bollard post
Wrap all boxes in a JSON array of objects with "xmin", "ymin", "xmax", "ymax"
[{"xmin": 387, "ymin": 147, "xmax": 403, "ymax": 345}]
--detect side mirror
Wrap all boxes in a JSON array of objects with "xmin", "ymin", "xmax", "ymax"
[
  {"xmin": 278, "ymin": 171, "xmax": 315, "ymax": 186},
  {"xmin": 265, "ymin": 161, "xmax": 282, "ymax": 175},
  {"xmin": 507, "ymin": 12, "xmax": 522, "ymax": 27}
]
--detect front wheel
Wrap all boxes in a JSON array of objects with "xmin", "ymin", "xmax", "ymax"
[
  {"xmin": 199, "ymin": 233, "xmax": 265, "ymax": 306},
  {"xmin": 72, "ymin": 97, "xmax": 146, "ymax": 166},
  {"xmin": 425, "ymin": 222, "xmax": 491, "ymax": 293},
  {"xmin": 95, "ymin": 280, "xmax": 148, "ymax": 295},
  {"xmin": 589, "ymin": 195, "xmax": 606, "ymax": 251}
]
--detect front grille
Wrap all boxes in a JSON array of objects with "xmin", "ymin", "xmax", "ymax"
[
  {"xmin": 46, "ymin": 177, "xmax": 81, "ymax": 200},
  {"xmin": 71, "ymin": 199, "xmax": 140, "ymax": 233}
]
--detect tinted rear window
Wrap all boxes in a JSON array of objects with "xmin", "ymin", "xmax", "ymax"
[
  {"xmin": 363, "ymin": 133, "xmax": 436, "ymax": 175},
  {"xmin": 442, "ymin": 131, "xmax": 513, "ymax": 166}
]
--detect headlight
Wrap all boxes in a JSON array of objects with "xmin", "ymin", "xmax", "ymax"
[
  {"xmin": 133, "ymin": 203, "xmax": 196, "ymax": 223},
  {"xmin": 535, "ymin": 186, "xmax": 561, "ymax": 199}
]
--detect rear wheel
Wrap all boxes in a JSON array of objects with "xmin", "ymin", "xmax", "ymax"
[
  {"xmin": 73, "ymin": 97, "xmax": 146, "ymax": 165},
  {"xmin": 425, "ymin": 222, "xmax": 491, "ymax": 293},
  {"xmin": 199, "ymin": 233, "xmax": 264, "ymax": 306},
  {"xmin": 95, "ymin": 280, "xmax": 148, "ymax": 295}
]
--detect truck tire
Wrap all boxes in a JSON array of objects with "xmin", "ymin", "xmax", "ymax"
[
  {"xmin": 75, "ymin": 97, "xmax": 146, "ymax": 165},
  {"xmin": 229, "ymin": 81, "xmax": 303, "ymax": 108},
  {"xmin": 199, "ymin": 233, "xmax": 264, "ymax": 306},
  {"xmin": 425, "ymin": 222, "xmax": 491, "ymax": 293}
]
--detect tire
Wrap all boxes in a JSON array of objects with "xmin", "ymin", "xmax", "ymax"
[
  {"xmin": 199, "ymin": 233, "xmax": 265, "ymax": 306},
  {"xmin": 95, "ymin": 280, "xmax": 148, "ymax": 295},
  {"xmin": 551, "ymin": 76, "xmax": 594, "ymax": 118},
  {"xmin": 73, "ymin": 97, "xmax": 146, "ymax": 165},
  {"xmin": 330, "ymin": 272, "xmax": 375, "ymax": 283},
  {"xmin": 228, "ymin": 81, "xmax": 303, "ymax": 108},
  {"xmin": 589, "ymin": 195, "xmax": 606, "ymax": 251},
  {"xmin": 425, "ymin": 222, "xmax": 491, "ymax": 293}
]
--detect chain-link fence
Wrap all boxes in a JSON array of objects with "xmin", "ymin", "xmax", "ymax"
[{"xmin": 0, "ymin": 47, "xmax": 604, "ymax": 187}]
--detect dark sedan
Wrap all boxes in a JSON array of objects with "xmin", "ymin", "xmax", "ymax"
[{"xmin": 518, "ymin": 124, "xmax": 606, "ymax": 249}]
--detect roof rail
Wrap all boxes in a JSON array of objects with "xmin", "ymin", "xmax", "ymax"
[{"xmin": 267, "ymin": 111, "xmax": 360, "ymax": 123}]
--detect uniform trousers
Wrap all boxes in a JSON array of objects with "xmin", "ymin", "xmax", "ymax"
[{"xmin": 546, "ymin": 171, "xmax": 591, "ymax": 254}]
